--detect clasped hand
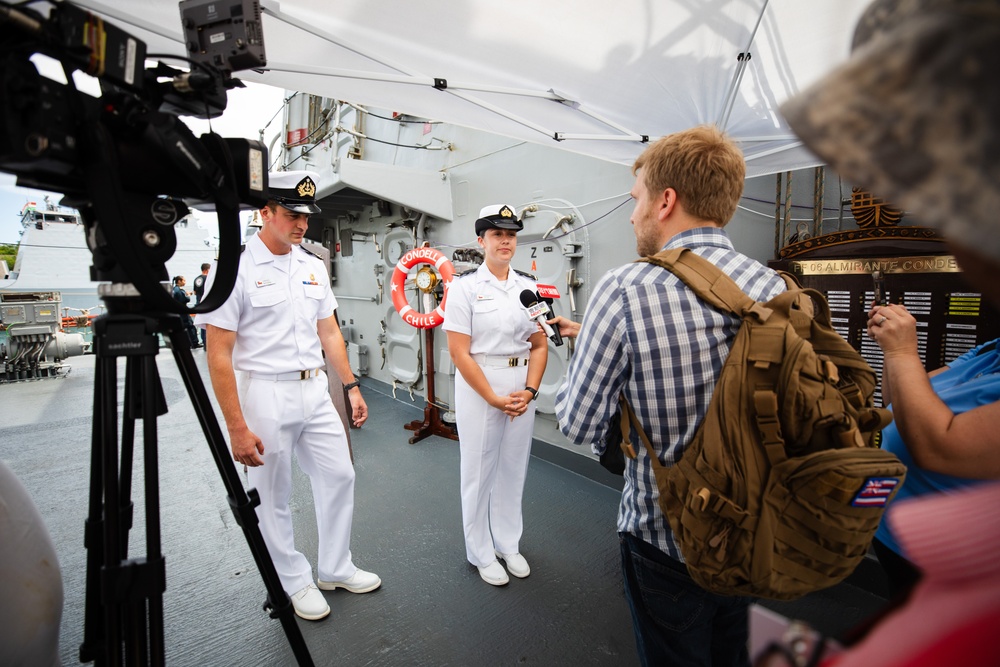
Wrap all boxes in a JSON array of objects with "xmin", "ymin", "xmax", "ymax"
[{"xmin": 496, "ymin": 391, "xmax": 531, "ymax": 420}]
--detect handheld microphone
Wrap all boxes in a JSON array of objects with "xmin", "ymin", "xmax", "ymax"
[{"xmin": 520, "ymin": 289, "xmax": 564, "ymax": 346}]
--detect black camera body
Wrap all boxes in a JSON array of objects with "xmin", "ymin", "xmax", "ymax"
[
  {"xmin": 0, "ymin": 0, "xmax": 268, "ymax": 313},
  {"xmin": 180, "ymin": 0, "xmax": 266, "ymax": 73}
]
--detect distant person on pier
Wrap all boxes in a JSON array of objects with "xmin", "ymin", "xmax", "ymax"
[
  {"xmin": 171, "ymin": 275, "xmax": 201, "ymax": 349},
  {"xmin": 192, "ymin": 263, "xmax": 210, "ymax": 346}
]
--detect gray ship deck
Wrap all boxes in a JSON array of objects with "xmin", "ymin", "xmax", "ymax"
[{"xmin": 1, "ymin": 351, "xmax": 888, "ymax": 666}]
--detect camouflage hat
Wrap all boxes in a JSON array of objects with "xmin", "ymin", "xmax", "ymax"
[{"xmin": 781, "ymin": 0, "xmax": 1000, "ymax": 262}]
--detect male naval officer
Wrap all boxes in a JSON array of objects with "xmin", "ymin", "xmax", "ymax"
[{"xmin": 199, "ymin": 170, "xmax": 381, "ymax": 621}]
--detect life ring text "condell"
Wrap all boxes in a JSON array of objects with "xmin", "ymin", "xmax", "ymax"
[{"xmin": 390, "ymin": 247, "xmax": 455, "ymax": 329}]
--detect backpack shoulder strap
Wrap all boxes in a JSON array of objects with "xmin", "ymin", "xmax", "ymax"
[
  {"xmin": 640, "ymin": 247, "xmax": 761, "ymax": 319},
  {"xmin": 777, "ymin": 270, "xmax": 802, "ymax": 290},
  {"xmin": 619, "ymin": 394, "xmax": 667, "ymax": 475}
]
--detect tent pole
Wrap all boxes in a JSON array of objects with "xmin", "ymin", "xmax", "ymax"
[{"xmin": 718, "ymin": 0, "xmax": 771, "ymax": 131}]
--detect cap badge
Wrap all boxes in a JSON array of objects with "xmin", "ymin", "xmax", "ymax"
[
  {"xmin": 296, "ymin": 176, "xmax": 317, "ymax": 198},
  {"xmin": 499, "ymin": 205, "xmax": 514, "ymax": 218}
]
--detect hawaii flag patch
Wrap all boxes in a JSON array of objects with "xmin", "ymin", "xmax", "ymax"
[{"xmin": 851, "ymin": 477, "xmax": 900, "ymax": 507}]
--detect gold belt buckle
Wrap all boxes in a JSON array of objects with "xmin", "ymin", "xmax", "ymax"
[
  {"xmin": 508, "ymin": 358, "xmax": 517, "ymax": 367},
  {"xmin": 299, "ymin": 369, "xmax": 310, "ymax": 380}
]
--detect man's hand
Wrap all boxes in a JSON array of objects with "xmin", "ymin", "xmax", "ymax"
[
  {"xmin": 348, "ymin": 388, "xmax": 368, "ymax": 427},
  {"xmin": 230, "ymin": 425, "xmax": 265, "ymax": 467},
  {"xmin": 547, "ymin": 315, "xmax": 581, "ymax": 339}
]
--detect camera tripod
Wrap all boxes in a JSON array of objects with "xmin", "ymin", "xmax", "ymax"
[{"xmin": 78, "ymin": 298, "xmax": 315, "ymax": 666}]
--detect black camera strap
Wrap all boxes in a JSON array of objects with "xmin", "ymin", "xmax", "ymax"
[
  {"xmin": 84, "ymin": 125, "xmax": 242, "ymax": 316},
  {"xmin": 190, "ymin": 132, "xmax": 241, "ymax": 315}
]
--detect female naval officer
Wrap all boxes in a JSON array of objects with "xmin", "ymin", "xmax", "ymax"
[{"xmin": 443, "ymin": 204, "xmax": 548, "ymax": 586}]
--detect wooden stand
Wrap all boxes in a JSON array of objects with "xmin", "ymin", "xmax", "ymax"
[{"xmin": 404, "ymin": 326, "xmax": 459, "ymax": 444}]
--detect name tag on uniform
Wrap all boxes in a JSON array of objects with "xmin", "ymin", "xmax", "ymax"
[
  {"xmin": 255, "ymin": 279, "xmax": 275, "ymax": 288},
  {"xmin": 475, "ymin": 294, "xmax": 493, "ymax": 301}
]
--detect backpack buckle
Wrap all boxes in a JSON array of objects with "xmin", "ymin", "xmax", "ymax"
[{"xmin": 695, "ymin": 488, "xmax": 712, "ymax": 512}]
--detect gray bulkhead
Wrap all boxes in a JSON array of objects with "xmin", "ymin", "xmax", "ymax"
[{"xmin": 280, "ymin": 94, "xmax": 839, "ymax": 453}]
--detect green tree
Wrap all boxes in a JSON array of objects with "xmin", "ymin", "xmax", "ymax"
[{"xmin": 0, "ymin": 244, "xmax": 17, "ymax": 274}]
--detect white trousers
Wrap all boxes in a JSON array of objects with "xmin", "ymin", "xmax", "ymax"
[
  {"xmin": 240, "ymin": 373, "xmax": 357, "ymax": 595},
  {"xmin": 455, "ymin": 364, "xmax": 536, "ymax": 567}
]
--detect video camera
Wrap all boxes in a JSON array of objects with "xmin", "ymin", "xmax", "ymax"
[{"xmin": 0, "ymin": 0, "xmax": 269, "ymax": 315}]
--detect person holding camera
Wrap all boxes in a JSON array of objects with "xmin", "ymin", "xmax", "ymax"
[
  {"xmin": 443, "ymin": 204, "xmax": 548, "ymax": 587},
  {"xmin": 199, "ymin": 170, "xmax": 380, "ymax": 622}
]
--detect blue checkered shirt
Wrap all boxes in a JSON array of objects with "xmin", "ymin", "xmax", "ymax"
[{"xmin": 555, "ymin": 228, "xmax": 787, "ymax": 559}]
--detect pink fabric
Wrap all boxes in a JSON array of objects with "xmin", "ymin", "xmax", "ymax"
[{"xmin": 828, "ymin": 483, "xmax": 1000, "ymax": 667}]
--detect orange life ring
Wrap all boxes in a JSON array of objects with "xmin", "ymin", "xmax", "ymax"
[{"xmin": 391, "ymin": 247, "xmax": 455, "ymax": 329}]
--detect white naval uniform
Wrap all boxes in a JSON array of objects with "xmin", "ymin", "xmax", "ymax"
[
  {"xmin": 199, "ymin": 232, "xmax": 357, "ymax": 596},
  {"xmin": 442, "ymin": 264, "xmax": 540, "ymax": 567}
]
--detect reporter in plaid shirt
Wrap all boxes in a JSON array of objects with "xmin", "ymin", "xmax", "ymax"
[{"xmin": 552, "ymin": 125, "xmax": 786, "ymax": 667}]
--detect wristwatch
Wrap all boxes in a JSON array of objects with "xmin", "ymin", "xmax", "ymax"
[
  {"xmin": 524, "ymin": 386, "xmax": 538, "ymax": 401},
  {"xmin": 344, "ymin": 379, "xmax": 361, "ymax": 391}
]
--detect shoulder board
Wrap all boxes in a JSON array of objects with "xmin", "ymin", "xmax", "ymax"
[
  {"xmin": 514, "ymin": 269, "xmax": 537, "ymax": 281},
  {"xmin": 458, "ymin": 267, "xmax": 479, "ymax": 277},
  {"xmin": 297, "ymin": 244, "xmax": 322, "ymax": 260}
]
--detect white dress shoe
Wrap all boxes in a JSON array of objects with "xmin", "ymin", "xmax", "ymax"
[
  {"xmin": 317, "ymin": 568, "xmax": 382, "ymax": 594},
  {"xmin": 477, "ymin": 560, "xmax": 509, "ymax": 586},
  {"xmin": 496, "ymin": 551, "xmax": 530, "ymax": 578},
  {"xmin": 290, "ymin": 584, "xmax": 330, "ymax": 621}
]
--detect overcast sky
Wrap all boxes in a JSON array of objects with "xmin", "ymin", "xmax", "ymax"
[{"xmin": 1, "ymin": 57, "xmax": 287, "ymax": 246}]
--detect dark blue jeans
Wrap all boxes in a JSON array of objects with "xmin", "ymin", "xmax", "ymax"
[{"xmin": 619, "ymin": 532, "xmax": 750, "ymax": 667}]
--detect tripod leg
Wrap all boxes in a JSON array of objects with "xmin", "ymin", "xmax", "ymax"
[
  {"xmin": 120, "ymin": 359, "xmax": 142, "ymax": 664},
  {"xmin": 164, "ymin": 324, "xmax": 315, "ymax": 667},
  {"xmin": 139, "ymin": 354, "xmax": 166, "ymax": 667},
  {"xmin": 91, "ymin": 353, "xmax": 126, "ymax": 667},
  {"xmin": 82, "ymin": 316, "xmax": 171, "ymax": 667},
  {"xmin": 80, "ymin": 353, "xmax": 111, "ymax": 663}
]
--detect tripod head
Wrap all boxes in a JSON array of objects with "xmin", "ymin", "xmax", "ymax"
[{"xmin": 0, "ymin": 0, "xmax": 269, "ymax": 316}]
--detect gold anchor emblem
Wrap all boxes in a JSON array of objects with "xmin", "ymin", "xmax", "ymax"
[{"xmin": 297, "ymin": 177, "xmax": 317, "ymax": 198}]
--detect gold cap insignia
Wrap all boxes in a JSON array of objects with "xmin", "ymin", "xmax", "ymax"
[
  {"xmin": 499, "ymin": 205, "xmax": 514, "ymax": 218},
  {"xmin": 296, "ymin": 177, "xmax": 317, "ymax": 198}
]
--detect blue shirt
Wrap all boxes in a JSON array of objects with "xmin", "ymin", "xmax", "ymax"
[
  {"xmin": 555, "ymin": 228, "xmax": 787, "ymax": 558},
  {"xmin": 875, "ymin": 338, "xmax": 1000, "ymax": 557}
]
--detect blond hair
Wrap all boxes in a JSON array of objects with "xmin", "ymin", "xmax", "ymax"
[{"xmin": 633, "ymin": 125, "xmax": 745, "ymax": 226}]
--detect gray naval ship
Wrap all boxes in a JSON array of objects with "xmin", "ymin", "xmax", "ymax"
[
  {"xmin": 0, "ymin": 199, "xmax": 219, "ymax": 381},
  {"xmin": 5, "ymin": 0, "xmax": 984, "ymax": 664},
  {"xmin": 2, "ymin": 72, "xmax": 895, "ymax": 667}
]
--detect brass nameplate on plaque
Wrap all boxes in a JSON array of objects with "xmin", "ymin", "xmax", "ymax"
[{"xmin": 787, "ymin": 255, "xmax": 960, "ymax": 276}]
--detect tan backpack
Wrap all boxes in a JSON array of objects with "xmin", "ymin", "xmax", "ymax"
[{"xmin": 617, "ymin": 247, "xmax": 904, "ymax": 600}]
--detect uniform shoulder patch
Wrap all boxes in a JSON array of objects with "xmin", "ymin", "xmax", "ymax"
[{"xmin": 514, "ymin": 269, "xmax": 537, "ymax": 281}]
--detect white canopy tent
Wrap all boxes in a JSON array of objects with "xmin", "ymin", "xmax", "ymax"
[{"xmin": 74, "ymin": 0, "xmax": 868, "ymax": 178}]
